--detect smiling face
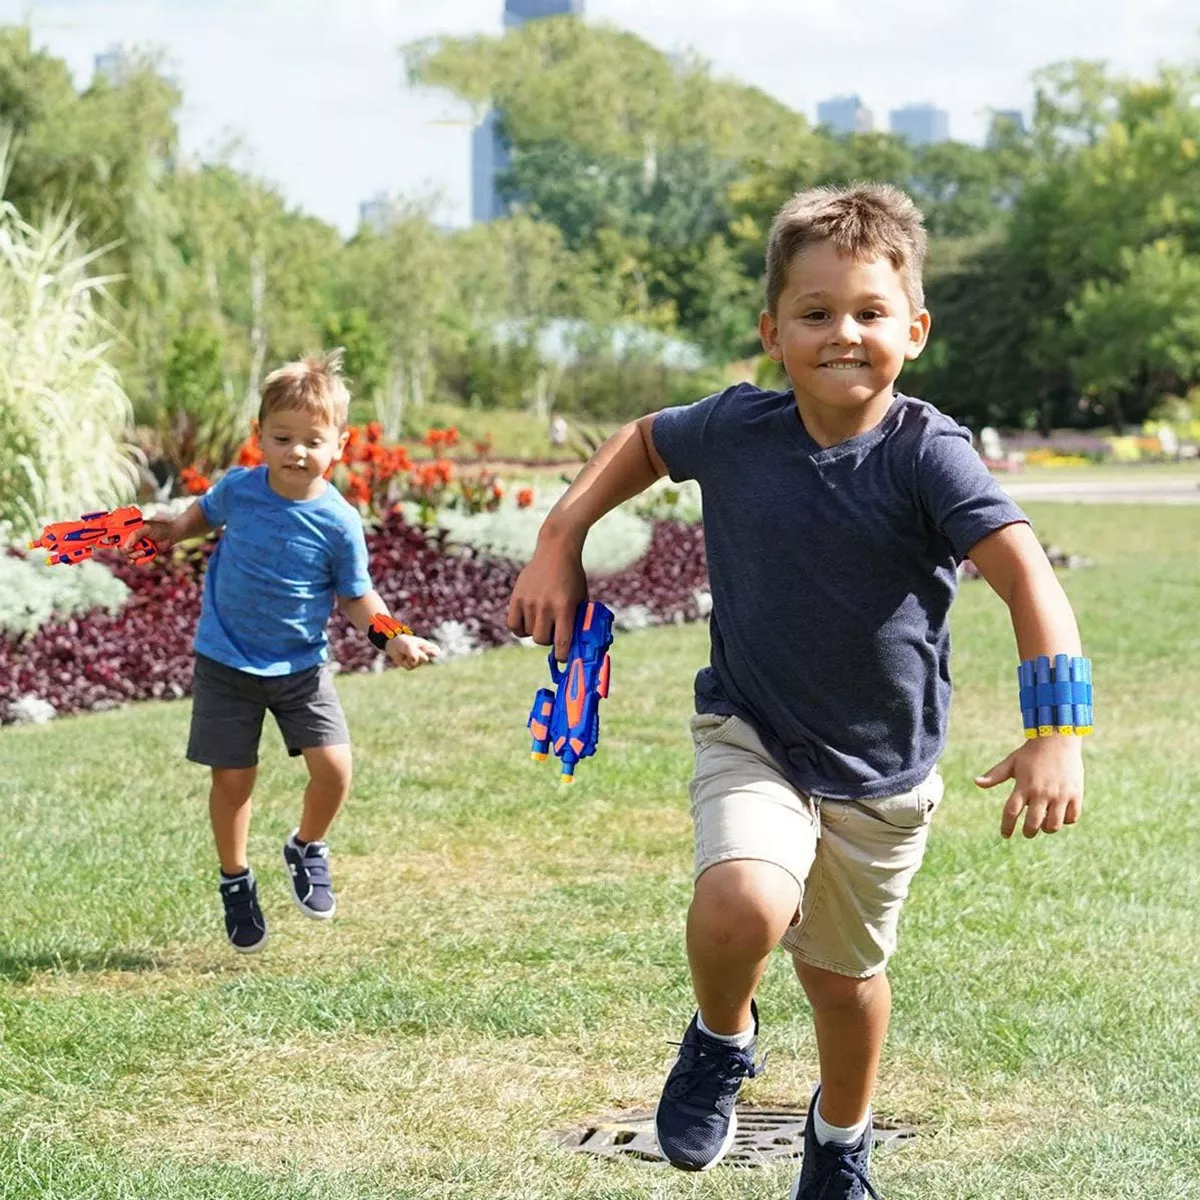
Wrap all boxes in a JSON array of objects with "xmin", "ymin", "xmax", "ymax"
[
  {"xmin": 759, "ymin": 240, "xmax": 931, "ymax": 445},
  {"xmin": 258, "ymin": 408, "xmax": 348, "ymax": 501}
]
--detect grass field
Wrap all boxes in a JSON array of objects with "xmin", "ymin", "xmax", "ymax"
[{"xmin": 2, "ymin": 504, "xmax": 1198, "ymax": 1199}]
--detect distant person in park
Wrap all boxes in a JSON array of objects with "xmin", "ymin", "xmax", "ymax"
[
  {"xmin": 549, "ymin": 412, "xmax": 569, "ymax": 450},
  {"xmin": 507, "ymin": 184, "xmax": 1087, "ymax": 1199},
  {"xmin": 143, "ymin": 351, "xmax": 439, "ymax": 953}
]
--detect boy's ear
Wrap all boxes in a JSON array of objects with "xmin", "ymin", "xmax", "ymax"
[
  {"xmin": 759, "ymin": 309, "xmax": 784, "ymax": 361},
  {"xmin": 905, "ymin": 308, "xmax": 932, "ymax": 361}
]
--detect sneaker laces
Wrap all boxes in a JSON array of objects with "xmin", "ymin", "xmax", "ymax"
[
  {"xmin": 812, "ymin": 1141, "xmax": 882, "ymax": 1200},
  {"xmin": 664, "ymin": 1038, "xmax": 765, "ymax": 1102}
]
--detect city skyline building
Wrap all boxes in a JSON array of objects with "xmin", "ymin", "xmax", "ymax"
[
  {"xmin": 888, "ymin": 101, "xmax": 951, "ymax": 144},
  {"xmin": 472, "ymin": 0, "xmax": 586, "ymax": 223},
  {"xmin": 815, "ymin": 94, "xmax": 874, "ymax": 136}
]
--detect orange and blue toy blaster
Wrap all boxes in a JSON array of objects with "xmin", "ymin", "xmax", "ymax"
[
  {"xmin": 28, "ymin": 505, "xmax": 157, "ymax": 567},
  {"xmin": 527, "ymin": 600, "xmax": 614, "ymax": 783}
]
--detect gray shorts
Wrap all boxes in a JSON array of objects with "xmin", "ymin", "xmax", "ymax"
[{"xmin": 187, "ymin": 653, "xmax": 349, "ymax": 769}]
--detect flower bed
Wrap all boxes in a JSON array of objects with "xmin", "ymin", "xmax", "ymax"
[{"xmin": 0, "ymin": 513, "xmax": 710, "ymax": 726}]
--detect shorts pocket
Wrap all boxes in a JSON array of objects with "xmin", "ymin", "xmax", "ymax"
[
  {"xmin": 689, "ymin": 713, "xmax": 735, "ymax": 750},
  {"xmin": 855, "ymin": 770, "xmax": 944, "ymax": 830}
]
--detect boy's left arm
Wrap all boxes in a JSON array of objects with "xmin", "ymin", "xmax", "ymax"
[
  {"xmin": 337, "ymin": 591, "xmax": 440, "ymax": 670},
  {"xmin": 966, "ymin": 522, "xmax": 1086, "ymax": 840}
]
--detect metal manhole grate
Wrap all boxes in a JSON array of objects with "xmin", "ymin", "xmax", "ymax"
[{"xmin": 550, "ymin": 1104, "xmax": 919, "ymax": 1167}]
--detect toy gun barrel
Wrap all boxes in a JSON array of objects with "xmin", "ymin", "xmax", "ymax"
[{"xmin": 28, "ymin": 505, "xmax": 156, "ymax": 567}]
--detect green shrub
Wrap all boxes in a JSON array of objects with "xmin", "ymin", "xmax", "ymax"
[
  {"xmin": 0, "ymin": 159, "xmax": 139, "ymax": 538},
  {"xmin": 0, "ymin": 544, "xmax": 129, "ymax": 637}
]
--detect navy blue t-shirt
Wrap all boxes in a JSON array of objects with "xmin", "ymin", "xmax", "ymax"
[{"xmin": 652, "ymin": 384, "xmax": 1028, "ymax": 800}]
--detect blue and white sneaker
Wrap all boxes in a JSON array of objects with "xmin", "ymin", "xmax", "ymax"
[
  {"xmin": 219, "ymin": 870, "xmax": 268, "ymax": 953},
  {"xmin": 282, "ymin": 831, "xmax": 337, "ymax": 919},
  {"xmin": 653, "ymin": 1002, "xmax": 763, "ymax": 1170},
  {"xmin": 789, "ymin": 1087, "xmax": 880, "ymax": 1200}
]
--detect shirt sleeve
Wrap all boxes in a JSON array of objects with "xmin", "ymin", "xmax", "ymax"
[
  {"xmin": 198, "ymin": 467, "xmax": 247, "ymax": 528},
  {"xmin": 917, "ymin": 423, "xmax": 1030, "ymax": 559},
  {"xmin": 650, "ymin": 390, "xmax": 728, "ymax": 484},
  {"xmin": 333, "ymin": 515, "xmax": 373, "ymax": 599}
]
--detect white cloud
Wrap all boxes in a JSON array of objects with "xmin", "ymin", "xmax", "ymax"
[{"xmin": 4, "ymin": 0, "xmax": 1198, "ymax": 234}]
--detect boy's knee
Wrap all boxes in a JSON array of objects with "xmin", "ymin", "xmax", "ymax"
[
  {"xmin": 691, "ymin": 860, "xmax": 800, "ymax": 956},
  {"xmin": 794, "ymin": 959, "xmax": 888, "ymax": 1009},
  {"xmin": 303, "ymin": 744, "xmax": 352, "ymax": 790},
  {"xmin": 211, "ymin": 766, "xmax": 256, "ymax": 803}
]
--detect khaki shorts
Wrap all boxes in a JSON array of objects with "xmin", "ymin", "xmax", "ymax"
[{"xmin": 689, "ymin": 713, "xmax": 943, "ymax": 979}]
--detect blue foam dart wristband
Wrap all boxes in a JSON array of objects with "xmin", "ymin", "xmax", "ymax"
[
  {"xmin": 1035, "ymin": 655, "xmax": 1054, "ymax": 737},
  {"xmin": 1018, "ymin": 655, "xmax": 1092, "ymax": 737},
  {"xmin": 1018, "ymin": 660, "xmax": 1037, "ymax": 738},
  {"xmin": 1071, "ymin": 656, "xmax": 1093, "ymax": 735}
]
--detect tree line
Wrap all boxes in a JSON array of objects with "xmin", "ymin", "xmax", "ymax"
[{"xmin": 3, "ymin": 18, "xmax": 1199, "ymax": 451}]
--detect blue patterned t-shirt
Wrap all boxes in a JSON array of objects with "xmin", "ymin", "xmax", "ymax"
[{"xmin": 195, "ymin": 467, "xmax": 372, "ymax": 676}]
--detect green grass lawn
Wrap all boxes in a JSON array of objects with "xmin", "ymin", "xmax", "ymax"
[{"xmin": 2, "ymin": 504, "xmax": 1198, "ymax": 1199}]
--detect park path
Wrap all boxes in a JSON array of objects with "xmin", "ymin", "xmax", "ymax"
[{"xmin": 999, "ymin": 477, "xmax": 1200, "ymax": 504}]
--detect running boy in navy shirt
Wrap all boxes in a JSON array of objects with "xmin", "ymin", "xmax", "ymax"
[
  {"xmin": 145, "ymin": 352, "xmax": 439, "ymax": 953},
  {"xmin": 507, "ymin": 184, "xmax": 1087, "ymax": 1199}
]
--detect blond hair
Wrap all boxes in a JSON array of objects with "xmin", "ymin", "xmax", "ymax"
[
  {"xmin": 764, "ymin": 183, "xmax": 928, "ymax": 314},
  {"xmin": 258, "ymin": 349, "xmax": 351, "ymax": 428}
]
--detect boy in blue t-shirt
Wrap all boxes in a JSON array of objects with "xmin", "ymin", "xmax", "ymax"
[
  {"xmin": 145, "ymin": 351, "xmax": 439, "ymax": 953},
  {"xmin": 507, "ymin": 184, "xmax": 1087, "ymax": 1199}
]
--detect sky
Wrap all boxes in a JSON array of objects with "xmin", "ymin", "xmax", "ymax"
[{"xmin": 5, "ymin": 0, "xmax": 1199, "ymax": 236}]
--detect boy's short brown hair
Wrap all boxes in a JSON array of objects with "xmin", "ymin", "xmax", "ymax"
[
  {"xmin": 258, "ymin": 349, "xmax": 351, "ymax": 428},
  {"xmin": 764, "ymin": 183, "xmax": 928, "ymax": 314}
]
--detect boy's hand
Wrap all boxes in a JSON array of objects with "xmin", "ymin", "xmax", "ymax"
[
  {"xmin": 975, "ymin": 736, "xmax": 1085, "ymax": 839},
  {"xmin": 138, "ymin": 517, "xmax": 177, "ymax": 552},
  {"xmin": 507, "ymin": 540, "xmax": 588, "ymax": 662},
  {"xmin": 385, "ymin": 633, "xmax": 440, "ymax": 670}
]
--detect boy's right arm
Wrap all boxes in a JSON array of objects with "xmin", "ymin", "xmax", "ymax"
[
  {"xmin": 141, "ymin": 501, "xmax": 214, "ymax": 552},
  {"xmin": 507, "ymin": 413, "xmax": 668, "ymax": 660}
]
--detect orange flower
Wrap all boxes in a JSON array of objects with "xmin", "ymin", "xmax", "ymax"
[
  {"xmin": 424, "ymin": 428, "xmax": 446, "ymax": 449},
  {"xmin": 345, "ymin": 471, "xmax": 371, "ymax": 507},
  {"xmin": 516, "ymin": 487, "xmax": 534, "ymax": 509},
  {"xmin": 180, "ymin": 466, "xmax": 212, "ymax": 495},
  {"xmin": 235, "ymin": 436, "xmax": 264, "ymax": 467},
  {"xmin": 366, "ymin": 421, "xmax": 382, "ymax": 444}
]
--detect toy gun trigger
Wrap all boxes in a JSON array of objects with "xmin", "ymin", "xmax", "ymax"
[{"xmin": 597, "ymin": 653, "xmax": 611, "ymax": 699}]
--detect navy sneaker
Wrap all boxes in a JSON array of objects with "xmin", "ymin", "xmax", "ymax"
[
  {"xmin": 790, "ymin": 1087, "xmax": 881, "ymax": 1200},
  {"xmin": 282, "ymin": 831, "xmax": 336, "ymax": 919},
  {"xmin": 219, "ymin": 871, "xmax": 268, "ymax": 953},
  {"xmin": 653, "ymin": 1002, "xmax": 763, "ymax": 1170}
]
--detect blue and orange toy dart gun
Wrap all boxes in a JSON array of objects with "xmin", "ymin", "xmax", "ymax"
[
  {"xmin": 527, "ymin": 600, "xmax": 614, "ymax": 783},
  {"xmin": 28, "ymin": 505, "xmax": 157, "ymax": 567}
]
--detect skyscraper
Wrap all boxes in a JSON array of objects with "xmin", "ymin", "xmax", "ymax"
[
  {"xmin": 888, "ymin": 103, "xmax": 950, "ymax": 146},
  {"xmin": 472, "ymin": 0, "xmax": 586, "ymax": 223},
  {"xmin": 986, "ymin": 109, "xmax": 1026, "ymax": 147},
  {"xmin": 816, "ymin": 95, "xmax": 874, "ymax": 136}
]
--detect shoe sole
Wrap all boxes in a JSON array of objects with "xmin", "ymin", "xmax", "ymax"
[
  {"xmin": 282, "ymin": 847, "xmax": 337, "ymax": 920},
  {"xmin": 653, "ymin": 1098, "xmax": 738, "ymax": 1172},
  {"xmin": 230, "ymin": 929, "xmax": 269, "ymax": 954}
]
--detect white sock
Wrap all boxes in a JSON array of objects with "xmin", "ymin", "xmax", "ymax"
[
  {"xmin": 814, "ymin": 1098, "xmax": 870, "ymax": 1147},
  {"xmin": 697, "ymin": 1012, "xmax": 755, "ymax": 1049}
]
